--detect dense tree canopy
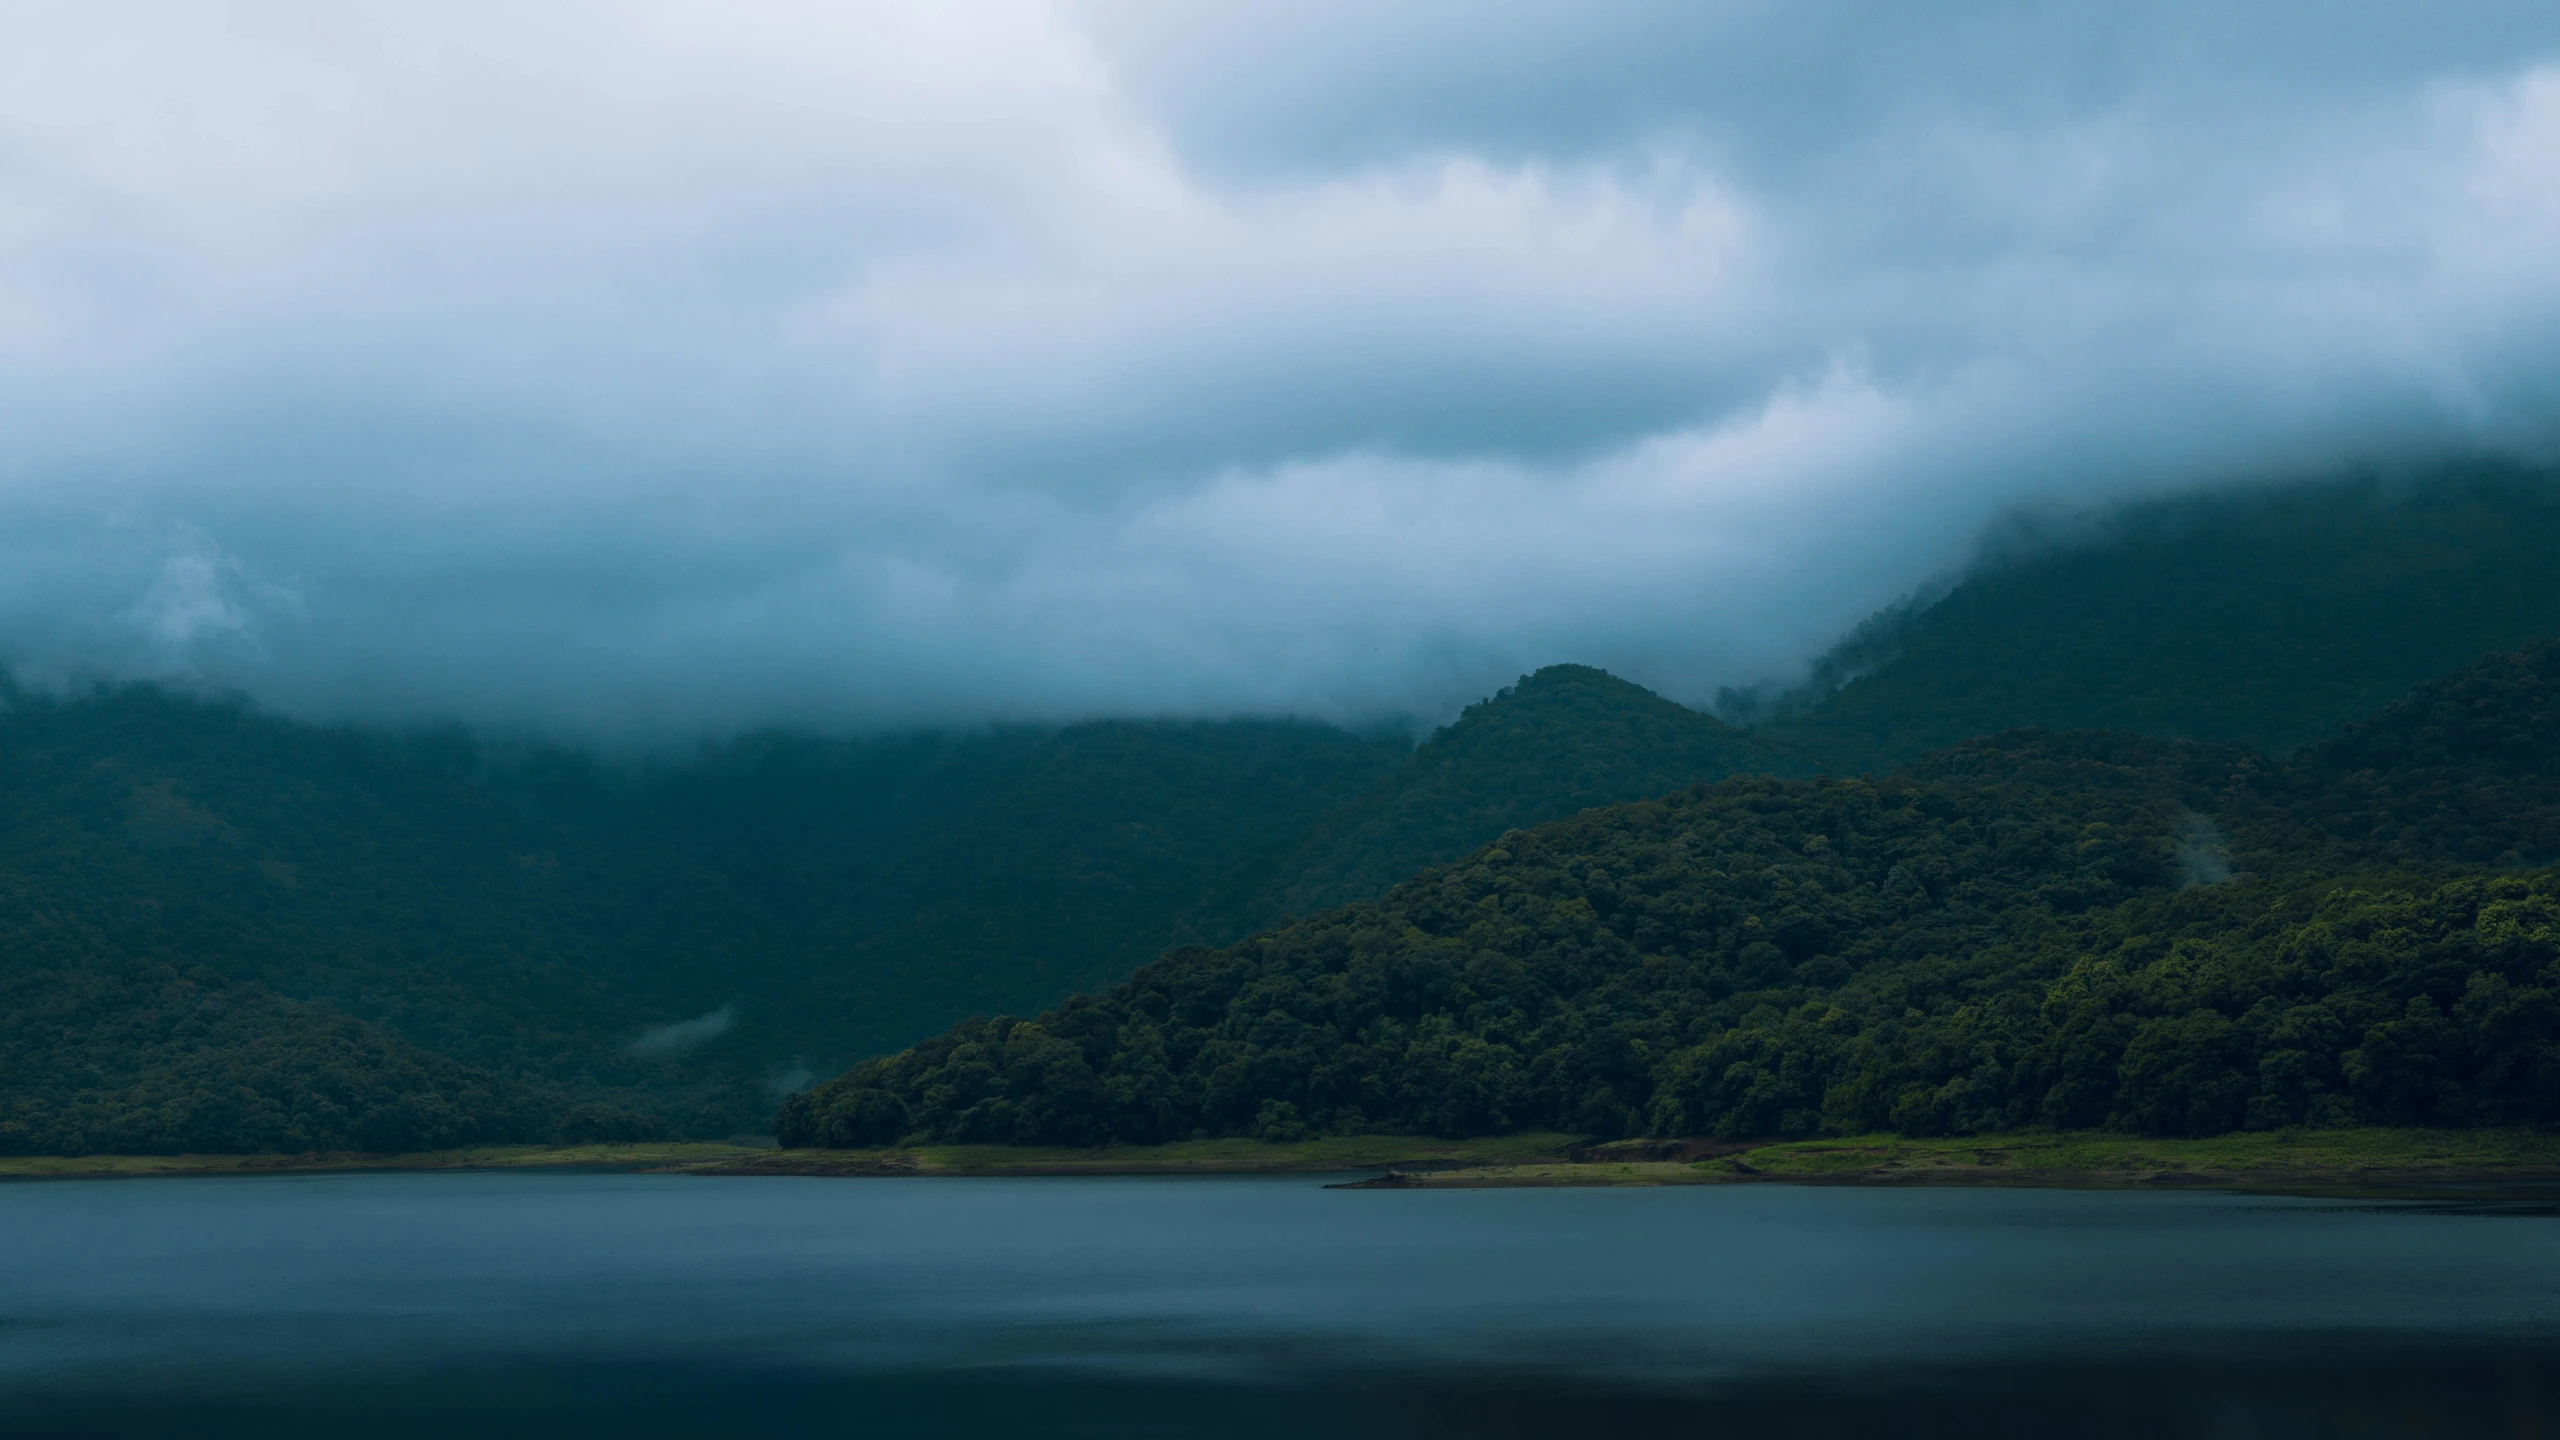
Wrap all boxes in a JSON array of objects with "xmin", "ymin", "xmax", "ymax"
[
  {"xmin": 1749, "ymin": 467, "xmax": 2560, "ymax": 770},
  {"xmin": 1225, "ymin": 665, "xmax": 1791, "ymax": 926},
  {"xmin": 14, "ymin": 470, "xmax": 2560, "ymax": 1154},
  {"xmin": 777, "ymin": 640, "xmax": 2560, "ymax": 1148},
  {"xmin": 0, "ymin": 880, "xmax": 583, "ymax": 1155},
  {"xmin": 0, "ymin": 695, "xmax": 1399, "ymax": 1144}
]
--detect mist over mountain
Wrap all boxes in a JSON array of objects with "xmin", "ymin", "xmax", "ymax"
[
  {"xmin": 783, "ymin": 636, "xmax": 2560, "ymax": 1150},
  {"xmin": 0, "ymin": 696, "xmax": 1404, "ymax": 1144},
  {"xmin": 13, "ymin": 472, "xmax": 2560, "ymax": 1152},
  {"xmin": 1745, "ymin": 466, "xmax": 2560, "ymax": 769},
  {"xmin": 1, "ymin": 5, "xmax": 2556, "ymax": 735}
]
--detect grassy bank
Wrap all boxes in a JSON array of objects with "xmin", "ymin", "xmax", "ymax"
[
  {"xmin": 1344, "ymin": 1128, "xmax": 2560, "ymax": 1191},
  {"xmin": 1736, "ymin": 1128, "xmax": 2560, "ymax": 1181},
  {"xmin": 11, "ymin": 1129, "xmax": 2556, "ymax": 1192},
  {"xmin": 0, "ymin": 1133, "xmax": 1579, "ymax": 1181},
  {"xmin": 676, "ymin": 1132, "xmax": 1581, "ymax": 1177},
  {"xmin": 0, "ymin": 1142, "xmax": 775, "ymax": 1181}
]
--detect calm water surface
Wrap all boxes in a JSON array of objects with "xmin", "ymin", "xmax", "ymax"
[{"xmin": 6, "ymin": 1171, "xmax": 2560, "ymax": 1436}]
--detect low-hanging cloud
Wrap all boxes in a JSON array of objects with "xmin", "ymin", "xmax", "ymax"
[{"xmin": 0, "ymin": 2, "xmax": 2556, "ymax": 738}]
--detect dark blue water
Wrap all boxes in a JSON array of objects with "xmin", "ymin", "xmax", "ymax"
[{"xmin": 7, "ymin": 1171, "xmax": 2560, "ymax": 1436}]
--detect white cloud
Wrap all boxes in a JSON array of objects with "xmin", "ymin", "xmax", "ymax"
[
  {"xmin": 121, "ymin": 523, "xmax": 304, "ymax": 663},
  {"xmin": 0, "ymin": 3, "xmax": 2552, "ymax": 736}
]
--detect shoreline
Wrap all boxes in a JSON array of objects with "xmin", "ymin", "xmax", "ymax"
[
  {"xmin": 1330, "ymin": 1130, "xmax": 2560, "ymax": 1197},
  {"xmin": 0, "ymin": 1133, "xmax": 1579, "ymax": 1183},
  {"xmin": 8, "ymin": 1128, "xmax": 2559, "ymax": 1198}
]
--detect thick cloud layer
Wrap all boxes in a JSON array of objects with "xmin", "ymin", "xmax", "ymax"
[{"xmin": 1, "ymin": 2, "xmax": 2555, "ymax": 737}]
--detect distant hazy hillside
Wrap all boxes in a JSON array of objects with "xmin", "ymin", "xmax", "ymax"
[
  {"xmin": 0, "ymin": 904, "xmax": 556, "ymax": 1156},
  {"xmin": 19, "ymin": 465, "xmax": 2560, "ymax": 1154},
  {"xmin": 1224, "ymin": 664, "xmax": 1791, "ymax": 926},
  {"xmin": 0, "ymin": 662, "xmax": 1791, "ymax": 1151},
  {"xmin": 785, "ymin": 638, "xmax": 2560, "ymax": 1149},
  {"xmin": 1753, "ymin": 468, "xmax": 2560, "ymax": 771},
  {"xmin": 629, "ymin": 719, "xmax": 1404, "ymax": 1060},
  {"xmin": 0, "ymin": 690, "xmax": 686, "ymax": 1138},
  {"xmin": 0, "ymin": 693, "xmax": 1399, "ymax": 1147}
]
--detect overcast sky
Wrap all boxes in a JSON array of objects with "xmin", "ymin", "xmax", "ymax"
[{"xmin": 2, "ymin": 2, "xmax": 2556, "ymax": 738}]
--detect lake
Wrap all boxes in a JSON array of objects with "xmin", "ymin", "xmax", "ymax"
[{"xmin": 5, "ymin": 1171, "xmax": 2560, "ymax": 1436}]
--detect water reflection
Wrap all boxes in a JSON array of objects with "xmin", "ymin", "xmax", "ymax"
[{"xmin": 5, "ymin": 1171, "xmax": 2559, "ymax": 1436}]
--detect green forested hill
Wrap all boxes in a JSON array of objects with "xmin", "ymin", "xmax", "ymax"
[
  {"xmin": 777, "ymin": 638, "xmax": 2560, "ymax": 1148},
  {"xmin": 1751, "ymin": 469, "xmax": 2560, "ymax": 772},
  {"xmin": 0, "ymin": 688, "xmax": 753, "ymax": 1131},
  {"xmin": 618, "ymin": 718, "xmax": 1407, "ymax": 1060},
  {"xmin": 1219, "ymin": 665, "xmax": 1790, "ymax": 927},
  {"xmin": 0, "ymin": 867, "xmax": 563, "ymax": 1155},
  {"xmin": 0, "ymin": 659, "xmax": 1782, "ymax": 1151},
  {"xmin": 2, "ymin": 666, "xmax": 1763, "ymax": 1152},
  {"xmin": 17, "ymin": 468, "xmax": 2560, "ymax": 1154},
  {"xmin": 2285, "ymin": 635, "xmax": 2560, "ymax": 867},
  {"xmin": 0, "ymin": 693, "xmax": 1401, "ymax": 1146},
  {"xmin": 0, "ymin": 957, "xmax": 557, "ymax": 1156}
]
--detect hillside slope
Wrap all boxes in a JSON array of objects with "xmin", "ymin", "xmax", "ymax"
[
  {"xmin": 2285, "ymin": 636, "xmax": 2560, "ymax": 867},
  {"xmin": 1754, "ymin": 469, "xmax": 2560, "ymax": 771},
  {"xmin": 1223, "ymin": 665, "xmax": 1791, "ymax": 926},
  {"xmin": 610, "ymin": 717, "xmax": 1405, "ymax": 1058},
  {"xmin": 0, "ymin": 869, "xmax": 564, "ymax": 1155},
  {"xmin": 0, "ymin": 690, "xmax": 1399, "ymax": 1144},
  {"xmin": 23, "ymin": 469, "xmax": 2560, "ymax": 1153},
  {"xmin": 0, "ymin": 664, "xmax": 1763, "ymax": 1150},
  {"xmin": 780, "ymin": 639, "xmax": 2560, "ymax": 1148},
  {"xmin": 0, "ymin": 665, "xmax": 1771, "ymax": 1150}
]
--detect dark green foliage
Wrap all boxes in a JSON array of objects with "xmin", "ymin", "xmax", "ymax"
[
  {"xmin": 25, "ymin": 468, "xmax": 2560, "ymax": 1155},
  {"xmin": 779, "ymin": 640, "xmax": 2560, "ymax": 1147},
  {"xmin": 0, "ymin": 690, "xmax": 1400, "ymax": 1145},
  {"xmin": 1227, "ymin": 665, "xmax": 1791, "ymax": 923},
  {"xmin": 615, "ymin": 717, "xmax": 1406, "ymax": 1063},
  {"xmin": 779, "ymin": 734, "xmax": 2220, "ymax": 1146},
  {"xmin": 1753, "ymin": 468, "xmax": 2560, "ymax": 771},
  {"xmin": 0, "ymin": 687, "xmax": 783, "ymax": 1139},
  {"xmin": 2286, "ymin": 637, "xmax": 2560, "ymax": 866},
  {"xmin": 0, "ymin": 886, "xmax": 565, "ymax": 1155},
  {"xmin": 1825, "ymin": 869, "xmax": 2560, "ymax": 1137},
  {"xmin": 0, "ymin": 963, "xmax": 567, "ymax": 1156},
  {"xmin": 0, "ymin": 657, "xmax": 1768, "ymax": 1151}
]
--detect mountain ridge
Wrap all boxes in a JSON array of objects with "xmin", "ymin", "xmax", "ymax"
[
  {"xmin": 1750, "ymin": 468, "xmax": 2560, "ymax": 769},
  {"xmin": 1214, "ymin": 664, "xmax": 1793, "ymax": 930},
  {"xmin": 14, "ymin": 469, "xmax": 2560, "ymax": 1152},
  {"xmin": 779, "ymin": 637, "xmax": 2560, "ymax": 1149}
]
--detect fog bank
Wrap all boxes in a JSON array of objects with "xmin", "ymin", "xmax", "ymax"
[{"xmin": 1, "ymin": 3, "xmax": 2555, "ymax": 736}]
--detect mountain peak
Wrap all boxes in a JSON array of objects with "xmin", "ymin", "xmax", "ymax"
[{"xmin": 1235, "ymin": 666, "xmax": 1786, "ymax": 922}]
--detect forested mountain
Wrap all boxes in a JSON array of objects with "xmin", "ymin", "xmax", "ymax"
[
  {"xmin": 1748, "ymin": 468, "xmax": 2560, "ymax": 771},
  {"xmin": 0, "ymin": 928, "xmax": 556, "ymax": 1156},
  {"xmin": 0, "ymin": 696, "xmax": 1401, "ymax": 1147},
  {"xmin": 1217, "ymin": 665, "xmax": 1789, "ymax": 928},
  {"xmin": 0, "ymin": 668, "xmax": 1759, "ymax": 1151},
  {"xmin": 13, "ymin": 467, "xmax": 2560, "ymax": 1154},
  {"xmin": 2286, "ymin": 637, "xmax": 2560, "ymax": 867},
  {"xmin": 600, "ymin": 718, "xmax": 1403, "ymax": 1065},
  {"xmin": 779, "ymin": 639, "xmax": 2560, "ymax": 1148},
  {"xmin": 0, "ymin": 688, "xmax": 750, "ymax": 1139}
]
